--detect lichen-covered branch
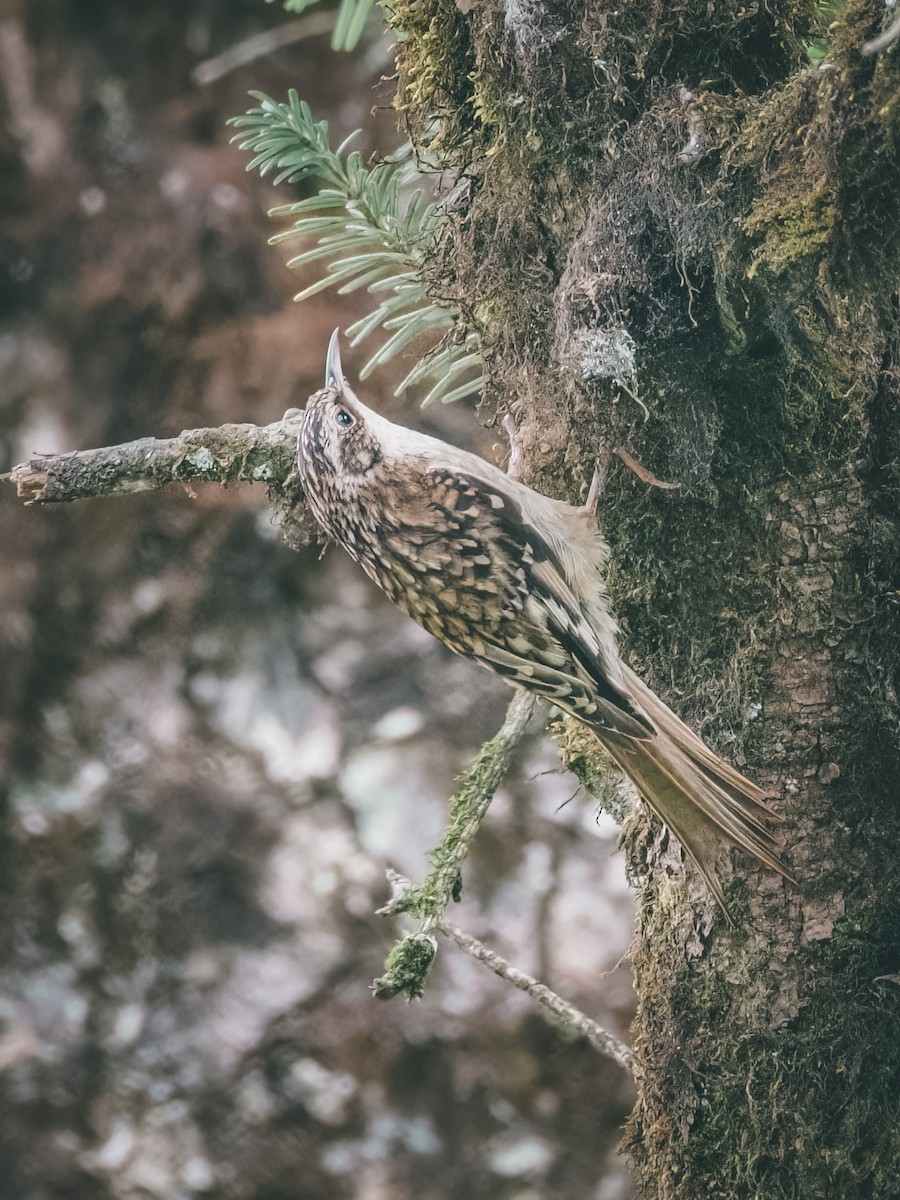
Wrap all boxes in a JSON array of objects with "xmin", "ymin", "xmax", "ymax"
[
  {"xmin": 408, "ymin": 688, "xmax": 540, "ymax": 918},
  {"xmin": 379, "ymin": 689, "xmax": 539, "ymax": 920},
  {"xmin": 373, "ymin": 689, "xmax": 542, "ymax": 999},
  {"xmin": 442, "ymin": 921, "xmax": 634, "ymax": 1074},
  {"xmin": 6, "ymin": 412, "xmax": 306, "ymax": 505}
]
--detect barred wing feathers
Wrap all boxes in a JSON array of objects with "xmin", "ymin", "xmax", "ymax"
[{"xmin": 426, "ymin": 465, "xmax": 792, "ymax": 912}]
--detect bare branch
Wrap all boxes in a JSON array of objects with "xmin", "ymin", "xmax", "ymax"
[
  {"xmin": 442, "ymin": 921, "xmax": 634, "ymax": 1074},
  {"xmin": 374, "ymin": 690, "xmax": 543, "ymax": 999},
  {"xmin": 5, "ymin": 412, "xmax": 306, "ymax": 505}
]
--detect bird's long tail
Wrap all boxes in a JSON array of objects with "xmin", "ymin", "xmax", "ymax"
[{"xmin": 596, "ymin": 666, "xmax": 794, "ymax": 915}]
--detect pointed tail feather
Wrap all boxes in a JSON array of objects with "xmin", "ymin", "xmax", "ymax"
[{"xmin": 596, "ymin": 667, "xmax": 795, "ymax": 916}]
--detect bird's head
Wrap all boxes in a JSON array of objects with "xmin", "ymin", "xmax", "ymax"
[{"xmin": 298, "ymin": 330, "xmax": 385, "ymax": 500}]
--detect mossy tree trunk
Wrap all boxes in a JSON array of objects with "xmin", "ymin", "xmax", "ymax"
[{"xmin": 389, "ymin": 0, "xmax": 900, "ymax": 1194}]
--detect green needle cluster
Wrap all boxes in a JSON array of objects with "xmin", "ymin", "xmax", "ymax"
[{"xmin": 231, "ymin": 90, "xmax": 482, "ymax": 405}]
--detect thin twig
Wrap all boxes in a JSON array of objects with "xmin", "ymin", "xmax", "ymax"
[
  {"xmin": 862, "ymin": 11, "xmax": 900, "ymax": 56},
  {"xmin": 4, "ymin": 414, "xmax": 305, "ymax": 505},
  {"xmin": 192, "ymin": 15, "xmax": 336, "ymax": 86},
  {"xmin": 442, "ymin": 921, "xmax": 634, "ymax": 1073}
]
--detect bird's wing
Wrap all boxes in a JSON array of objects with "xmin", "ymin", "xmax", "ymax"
[{"xmin": 415, "ymin": 466, "xmax": 654, "ymax": 740}]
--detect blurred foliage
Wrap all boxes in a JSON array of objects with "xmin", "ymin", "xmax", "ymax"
[
  {"xmin": 805, "ymin": 0, "xmax": 848, "ymax": 62},
  {"xmin": 265, "ymin": 0, "xmax": 377, "ymax": 56}
]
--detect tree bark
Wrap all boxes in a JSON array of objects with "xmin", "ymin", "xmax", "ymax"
[{"xmin": 387, "ymin": 0, "xmax": 900, "ymax": 1194}]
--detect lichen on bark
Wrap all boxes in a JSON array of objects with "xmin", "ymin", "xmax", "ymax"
[{"xmin": 388, "ymin": 0, "xmax": 900, "ymax": 1193}]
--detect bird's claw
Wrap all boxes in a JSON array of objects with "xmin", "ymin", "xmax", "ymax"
[{"xmin": 502, "ymin": 414, "xmax": 525, "ymax": 481}]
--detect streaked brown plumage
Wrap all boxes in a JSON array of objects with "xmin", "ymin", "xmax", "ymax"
[{"xmin": 298, "ymin": 330, "xmax": 793, "ymax": 915}]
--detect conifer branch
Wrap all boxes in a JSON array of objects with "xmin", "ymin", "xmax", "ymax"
[{"xmin": 231, "ymin": 91, "xmax": 483, "ymax": 404}]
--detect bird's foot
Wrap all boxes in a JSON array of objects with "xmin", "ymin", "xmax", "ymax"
[
  {"xmin": 581, "ymin": 444, "xmax": 611, "ymax": 516},
  {"xmin": 502, "ymin": 414, "xmax": 525, "ymax": 481}
]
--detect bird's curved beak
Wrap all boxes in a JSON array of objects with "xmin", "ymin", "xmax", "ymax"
[{"xmin": 325, "ymin": 328, "xmax": 344, "ymax": 391}]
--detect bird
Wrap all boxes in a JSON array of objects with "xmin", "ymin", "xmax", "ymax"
[{"xmin": 297, "ymin": 329, "xmax": 792, "ymax": 915}]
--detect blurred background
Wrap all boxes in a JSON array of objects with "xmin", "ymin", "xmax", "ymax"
[{"xmin": 0, "ymin": 2, "xmax": 635, "ymax": 1197}]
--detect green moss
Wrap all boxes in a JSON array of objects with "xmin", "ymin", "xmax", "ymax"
[
  {"xmin": 744, "ymin": 185, "xmax": 836, "ymax": 276},
  {"xmin": 373, "ymin": 932, "xmax": 439, "ymax": 1000},
  {"xmin": 659, "ymin": 890, "xmax": 900, "ymax": 1198},
  {"xmin": 388, "ymin": 0, "xmax": 481, "ymax": 151}
]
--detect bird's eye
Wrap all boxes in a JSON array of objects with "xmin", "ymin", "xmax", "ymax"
[{"xmin": 334, "ymin": 408, "xmax": 355, "ymax": 429}]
